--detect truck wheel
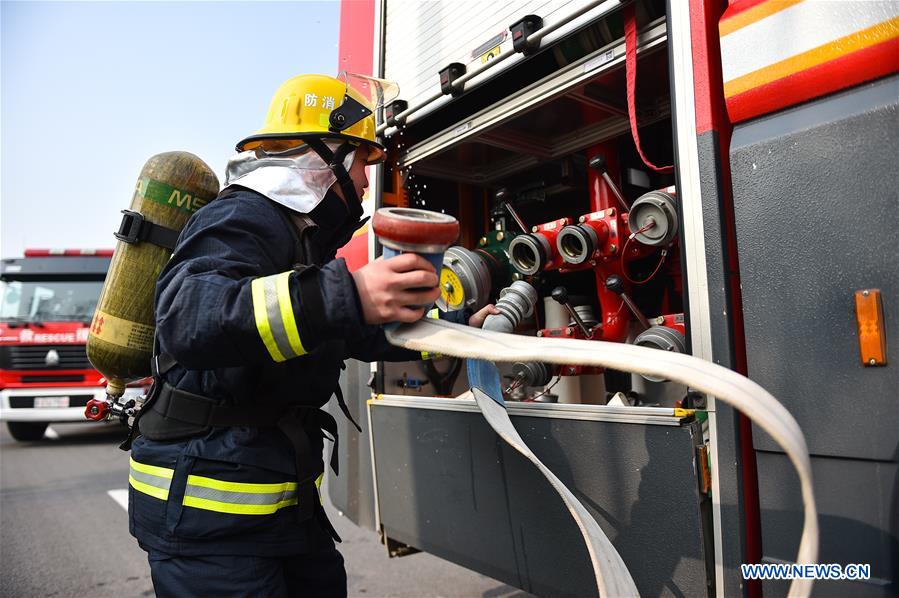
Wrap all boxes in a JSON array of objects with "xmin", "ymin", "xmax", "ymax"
[{"xmin": 6, "ymin": 422, "xmax": 49, "ymax": 441}]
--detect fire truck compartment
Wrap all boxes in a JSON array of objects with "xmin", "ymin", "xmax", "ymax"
[
  {"xmin": 368, "ymin": 396, "xmax": 711, "ymax": 597},
  {"xmin": 398, "ymin": 18, "xmax": 669, "ymax": 184}
]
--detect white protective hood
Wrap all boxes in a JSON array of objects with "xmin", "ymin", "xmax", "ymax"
[{"xmin": 223, "ymin": 141, "xmax": 356, "ymax": 214}]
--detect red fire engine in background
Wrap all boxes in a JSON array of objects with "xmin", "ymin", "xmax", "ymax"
[{"xmin": 0, "ymin": 249, "xmax": 148, "ymax": 441}]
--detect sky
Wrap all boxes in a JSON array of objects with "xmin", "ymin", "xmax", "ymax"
[{"xmin": 1, "ymin": 1, "xmax": 341, "ymax": 258}]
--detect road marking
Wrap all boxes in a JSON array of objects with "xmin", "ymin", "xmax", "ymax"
[
  {"xmin": 44, "ymin": 426, "xmax": 59, "ymax": 440},
  {"xmin": 108, "ymin": 489, "xmax": 129, "ymax": 511}
]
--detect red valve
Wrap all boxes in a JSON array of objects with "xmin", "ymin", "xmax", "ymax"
[{"xmin": 85, "ymin": 398, "xmax": 110, "ymax": 421}]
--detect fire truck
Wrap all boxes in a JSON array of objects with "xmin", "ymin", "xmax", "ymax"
[
  {"xmin": 326, "ymin": 0, "xmax": 897, "ymax": 596},
  {"xmin": 0, "ymin": 250, "xmax": 147, "ymax": 441}
]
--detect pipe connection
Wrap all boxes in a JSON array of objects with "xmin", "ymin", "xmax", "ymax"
[
  {"xmin": 483, "ymin": 280, "xmax": 538, "ymax": 333},
  {"xmin": 508, "ymin": 217, "xmax": 569, "ymax": 275}
]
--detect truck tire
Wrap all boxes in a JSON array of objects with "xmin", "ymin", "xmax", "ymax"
[{"xmin": 6, "ymin": 422, "xmax": 48, "ymax": 441}]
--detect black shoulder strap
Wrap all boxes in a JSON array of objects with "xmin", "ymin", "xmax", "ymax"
[
  {"xmin": 271, "ymin": 202, "xmax": 325, "ymax": 267},
  {"xmin": 270, "ymin": 203, "xmax": 307, "ymax": 265}
]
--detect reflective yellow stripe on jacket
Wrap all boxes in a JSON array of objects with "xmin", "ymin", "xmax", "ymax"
[
  {"xmin": 129, "ymin": 458, "xmax": 298, "ymax": 516},
  {"xmin": 251, "ymin": 271, "xmax": 307, "ymax": 362}
]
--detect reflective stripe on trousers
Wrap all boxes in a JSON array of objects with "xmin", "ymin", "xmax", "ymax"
[{"xmin": 129, "ymin": 457, "xmax": 315, "ymax": 515}]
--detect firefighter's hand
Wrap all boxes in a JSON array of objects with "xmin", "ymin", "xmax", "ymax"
[
  {"xmin": 468, "ymin": 304, "xmax": 500, "ymax": 328},
  {"xmin": 352, "ymin": 255, "xmax": 440, "ymax": 324}
]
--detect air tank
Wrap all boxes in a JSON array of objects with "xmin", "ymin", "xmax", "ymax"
[{"xmin": 87, "ymin": 152, "xmax": 219, "ymax": 398}]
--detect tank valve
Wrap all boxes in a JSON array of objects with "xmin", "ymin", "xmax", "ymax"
[
  {"xmin": 604, "ymin": 275, "xmax": 651, "ymax": 330},
  {"xmin": 84, "ymin": 398, "xmax": 110, "ymax": 421},
  {"xmin": 84, "ymin": 395, "xmax": 139, "ymax": 423}
]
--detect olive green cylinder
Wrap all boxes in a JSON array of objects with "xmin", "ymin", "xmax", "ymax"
[{"xmin": 87, "ymin": 152, "xmax": 219, "ymax": 397}]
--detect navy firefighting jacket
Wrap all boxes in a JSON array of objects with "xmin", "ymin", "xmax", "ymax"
[{"xmin": 129, "ymin": 187, "xmax": 460, "ymax": 557}]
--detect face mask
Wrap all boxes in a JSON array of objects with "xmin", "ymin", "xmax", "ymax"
[{"xmin": 309, "ymin": 189, "xmax": 368, "ymax": 255}]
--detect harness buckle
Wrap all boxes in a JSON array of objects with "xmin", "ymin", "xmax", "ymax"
[{"xmin": 115, "ymin": 209, "xmax": 145, "ymax": 244}]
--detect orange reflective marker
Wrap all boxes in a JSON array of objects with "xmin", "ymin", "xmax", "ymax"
[{"xmin": 854, "ymin": 289, "xmax": 887, "ymax": 366}]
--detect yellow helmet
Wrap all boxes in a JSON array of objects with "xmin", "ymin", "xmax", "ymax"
[{"xmin": 236, "ymin": 73, "xmax": 397, "ymax": 164}]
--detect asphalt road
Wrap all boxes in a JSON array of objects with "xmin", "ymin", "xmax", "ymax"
[{"xmin": 0, "ymin": 422, "xmax": 528, "ymax": 598}]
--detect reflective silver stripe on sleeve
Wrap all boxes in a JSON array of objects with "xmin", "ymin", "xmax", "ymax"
[{"xmin": 261, "ymin": 275, "xmax": 300, "ymax": 360}]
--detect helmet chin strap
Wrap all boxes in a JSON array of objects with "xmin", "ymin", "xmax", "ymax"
[{"xmin": 303, "ymin": 138, "xmax": 361, "ymax": 212}]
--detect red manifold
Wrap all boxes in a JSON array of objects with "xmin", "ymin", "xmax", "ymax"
[{"xmin": 651, "ymin": 313, "xmax": 686, "ymax": 336}]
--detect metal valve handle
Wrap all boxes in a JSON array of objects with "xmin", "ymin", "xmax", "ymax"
[
  {"xmin": 604, "ymin": 275, "xmax": 651, "ymax": 330},
  {"xmin": 588, "ymin": 155, "xmax": 630, "ymax": 213},
  {"xmin": 551, "ymin": 286, "xmax": 592, "ymax": 337}
]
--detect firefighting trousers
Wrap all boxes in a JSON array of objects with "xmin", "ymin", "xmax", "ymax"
[{"xmin": 146, "ymin": 544, "xmax": 347, "ymax": 598}]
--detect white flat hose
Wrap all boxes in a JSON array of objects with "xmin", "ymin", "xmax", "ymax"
[{"xmin": 386, "ymin": 318, "xmax": 818, "ymax": 597}]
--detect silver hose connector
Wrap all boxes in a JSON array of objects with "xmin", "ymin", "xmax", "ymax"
[
  {"xmin": 629, "ymin": 190, "xmax": 678, "ymax": 247},
  {"xmin": 633, "ymin": 325, "xmax": 687, "ymax": 382},
  {"xmin": 556, "ymin": 224, "xmax": 597, "ymax": 265},
  {"xmin": 509, "ymin": 234, "xmax": 551, "ymax": 275},
  {"xmin": 512, "ymin": 361, "xmax": 552, "ymax": 387},
  {"xmin": 483, "ymin": 280, "xmax": 538, "ymax": 333},
  {"xmin": 437, "ymin": 246, "xmax": 492, "ymax": 312}
]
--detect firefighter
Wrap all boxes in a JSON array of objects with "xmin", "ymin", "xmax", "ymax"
[{"xmin": 127, "ymin": 73, "xmax": 496, "ymax": 597}]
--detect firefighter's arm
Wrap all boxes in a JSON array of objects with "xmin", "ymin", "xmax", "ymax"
[
  {"xmin": 314, "ymin": 254, "xmax": 439, "ymax": 363},
  {"xmin": 156, "ymin": 198, "xmax": 480, "ymax": 368},
  {"xmin": 228, "ymin": 249, "xmax": 444, "ymax": 366},
  {"xmin": 319, "ymin": 252, "xmax": 491, "ymax": 362},
  {"xmin": 155, "ymin": 196, "xmax": 328, "ymax": 368}
]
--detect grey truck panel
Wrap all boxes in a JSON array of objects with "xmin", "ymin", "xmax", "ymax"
[
  {"xmin": 730, "ymin": 75, "xmax": 899, "ymax": 461},
  {"xmin": 370, "ymin": 400, "xmax": 712, "ymax": 597}
]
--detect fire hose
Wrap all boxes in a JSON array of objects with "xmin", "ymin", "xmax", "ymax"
[{"xmin": 385, "ymin": 319, "xmax": 819, "ymax": 597}]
